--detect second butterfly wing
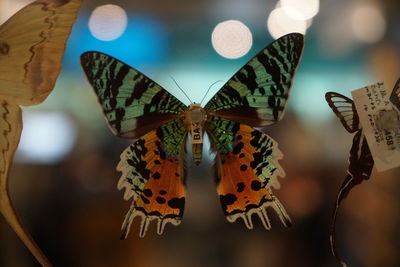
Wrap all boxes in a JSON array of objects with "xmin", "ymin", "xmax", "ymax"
[
  {"xmin": 81, "ymin": 52, "xmax": 188, "ymax": 237},
  {"xmin": 325, "ymin": 92, "xmax": 374, "ymax": 265},
  {"xmin": 0, "ymin": 0, "xmax": 83, "ymax": 106},
  {"xmin": 204, "ymin": 33, "xmax": 304, "ymax": 228},
  {"xmin": 390, "ymin": 78, "xmax": 400, "ymax": 113}
]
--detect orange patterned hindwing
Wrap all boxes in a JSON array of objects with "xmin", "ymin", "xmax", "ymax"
[
  {"xmin": 117, "ymin": 119, "xmax": 187, "ymax": 238},
  {"xmin": 207, "ymin": 116, "xmax": 290, "ymax": 229}
]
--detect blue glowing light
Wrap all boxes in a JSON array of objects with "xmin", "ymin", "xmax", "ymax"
[{"xmin": 63, "ymin": 14, "xmax": 169, "ymax": 69}]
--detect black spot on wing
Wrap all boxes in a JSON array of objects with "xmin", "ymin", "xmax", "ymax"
[
  {"xmin": 143, "ymin": 189, "xmax": 153, "ymax": 197},
  {"xmin": 251, "ymin": 180, "xmax": 262, "ymax": 191},
  {"xmin": 236, "ymin": 65, "xmax": 258, "ymax": 94},
  {"xmin": 152, "ymin": 172, "xmax": 161, "ymax": 179},
  {"xmin": 220, "ymin": 194, "xmax": 238, "ymax": 215},
  {"xmin": 168, "ymin": 197, "xmax": 185, "ymax": 216},
  {"xmin": 233, "ymin": 142, "xmax": 244, "ymax": 154},
  {"xmin": 140, "ymin": 196, "xmax": 150, "ymax": 204},
  {"xmin": 250, "ymin": 152, "xmax": 263, "ymax": 169},
  {"xmin": 240, "ymin": 164, "xmax": 248, "ymax": 171},
  {"xmin": 156, "ymin": 197, "xmax": 166, "ymax": 204},
  {"xmin": 136, "ymin": 161, "xmax": 150, "ymax": 179},
  {"xmin": 236, "ymin": 183, "xmax": 245, "ymax": 193}
]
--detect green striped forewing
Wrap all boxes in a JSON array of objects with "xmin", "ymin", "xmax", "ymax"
[
  {"xmin": 80, "ymin": 51, "xmax": 187, "ymax": 139},
  {"xmin": 205, "ymin": 33, "xmax": 304, "ymax": 127}
]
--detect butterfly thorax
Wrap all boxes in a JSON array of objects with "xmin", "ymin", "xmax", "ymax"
[{"xmin": 184, "ymin": 104, "xmax": 207, "ymax": 165}]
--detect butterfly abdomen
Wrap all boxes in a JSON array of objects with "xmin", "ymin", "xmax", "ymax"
[
  {"xmin": 185, "ymin": 104, "xmax": 206, "ymax": 165},
  {"xmin": 192, "ymin": 144, "xmax": 202, "ymax": 165}
]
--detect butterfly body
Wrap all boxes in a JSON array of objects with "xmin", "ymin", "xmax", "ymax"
[
  {"xmin": 184, "ymin": 103, "xmax": 207, "ymax": 164},
  {"xmin": 81, "ymin": 32, "xmax": 304, "ymax": 237}
]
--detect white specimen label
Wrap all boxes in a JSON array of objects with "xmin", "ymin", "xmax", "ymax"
[
  {"xmin": 352, "ymin": 82, "xmax": 400, "ymax": 172},
  {"xmin": 191, "ymin": 122, "xmax": 203, "ymax": 144}
]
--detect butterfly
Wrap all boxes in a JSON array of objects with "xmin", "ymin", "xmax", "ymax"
[
  {"xmin": 0, "ymin": 0, "xmax": 82, "ymax": 265},
  {"xmin": 390, "ymin": 79, "xmax": 400, "ymax": 113},
  {"xmin": 325, "ymin": 79, "xmax": 400, "ymax": 266},
  {"xmin": 81, "ymin": 32, "xmax": 304, "ymax": 238}
]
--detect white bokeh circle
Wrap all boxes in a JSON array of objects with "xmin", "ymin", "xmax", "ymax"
[
  {"xmin": 88, "ymin": 4, "xmax": 128, "ymax": 41},
  {"xmin": 351, "ymin": 5, "xmax": 386, "ymax": 44},
  {"xmin": 280, "ymin": 0, "xmax": 319, "ymax": 20},
  {"xmin": 211, "ymin": 20, "xmax": 253, "ymax": 59},
  {"xmin": 268, "ymin": 7, "xmax": 307, "ymax": 39}
]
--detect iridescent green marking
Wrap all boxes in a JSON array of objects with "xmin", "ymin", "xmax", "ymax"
[
  {"xmin": 81, "ymin": 51, "xmax": 187, "ymax": 137},
  {"xmin": 155, "ymin": 118, "xmax": 187, "ymax": 156},
  {"xmin": 206, "ymin": 116, "xmax": 237, "ymax": 154},
  {"xmin": 207, "ymin": 116, "xmax": 283, "ymax": 186},
  {"xmin": 205, "ymin": 33, "xmax": 304, "ymax": 123}
]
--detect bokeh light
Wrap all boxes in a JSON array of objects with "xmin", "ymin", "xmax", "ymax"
[
  {"xmin": 16, "ymin": 111, "xmax": 77, "ymax": 163},
  {"xmin": 88, "ymin": 4, "xmax": 128, "ymax": 41},
  {"xmin": 351, "ymin": 4, "xmax": 386, "ymax": 44},
  {"xmin": 267, "ymin": 7, "xmax": 307, "ymax": 39},
  {"xmin": 275, "ymin": 1, "xmax": 314, "ymax": 29},
  {"xmin": 211, "ymin": 20, "xmax": 253, "ymax": 59},
  {"xmin": 280, "ymin": 0, "xmax": 319, "ymax": 20}
]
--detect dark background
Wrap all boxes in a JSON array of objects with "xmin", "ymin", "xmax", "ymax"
[{"xmin": 0, "ymin": 0, "xmax": 399, "ymax": 266}]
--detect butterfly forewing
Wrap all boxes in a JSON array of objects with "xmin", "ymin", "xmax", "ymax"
[
  {"xmin": 206, "ymin": 116, "xmax": 290, "ymax": 229},
  {"xmin": 0, "ymin": 0, "xmax": 83, "ymax": 106},
  {"xmin": 205, "ymin": 33, "xmax": 304, "ymax": 127},
  {"xmin": 0, "ymin": 1, "xmax": 82, "ymax": 264},
  {"xmin": 80, "ymin": 51, "xmax": 187, "ymax": 139},
  {"xmin": 117, "ymin": 118, "xmax": 187, "ymax": 238},
  {"xmin": 325, "ymin": 92, "xmax": 360, "ymax": 133}
]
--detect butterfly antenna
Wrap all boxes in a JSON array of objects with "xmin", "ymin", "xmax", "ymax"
[
  {"xmin": 200, "ymin": 80, "xmax": 223, "ymax": 105},
  {"xmin": 170, "ymin": 76, "xmax": 193, "ymax": 104}
]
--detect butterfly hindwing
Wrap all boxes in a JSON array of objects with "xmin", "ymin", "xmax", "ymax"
[
  {"xmin": 325, "ymin": 92, "xmax": 360, "ymax": 133},
  {"xmin": 206, "ymin": 116, "xmax": 290, "ymax": 229},
  {"xmin": 205, "ymin": 33, "xmax": 304, "ymax": 127},
  {"xmin": 390, "ymin": 78, "xmax": 400, "ymax": 112},
  {"xmin": 0, "ymin": 99, "xmax": 22, "ymax": 218},
  {"xmin": 80, "ymin": 51, "xmax": 187, "ymax": 139},
  {"xmin": 117, "ymin": 118, "xmax": 187, "ymax": 238},
  {"xmin": 0, "ymin": 0, "xmax": 83, "ymax": 105}
]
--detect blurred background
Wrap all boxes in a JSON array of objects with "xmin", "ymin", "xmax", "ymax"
[{"xmin": 1, "ymin": 0, "xmax": 400, "ymax": 266}]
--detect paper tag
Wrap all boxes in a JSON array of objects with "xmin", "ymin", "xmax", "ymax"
[
  {"xmin": 191, "ymin": 122, "xmax": 203, "ymax": 144},
  {"xmin": 351, "ymin": 82, "xmax": 400, "ymax": 172}
]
